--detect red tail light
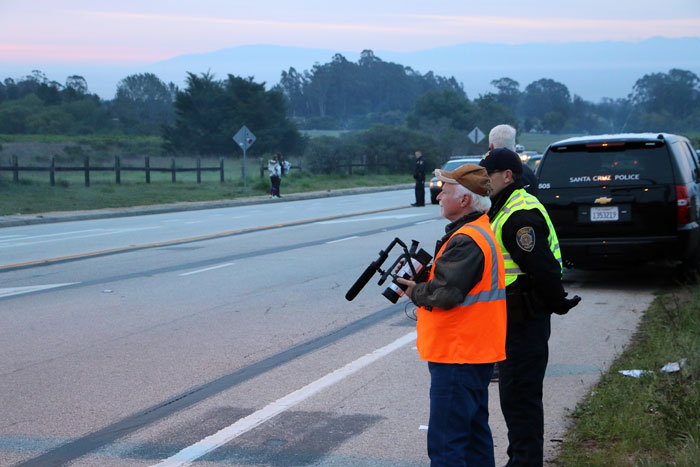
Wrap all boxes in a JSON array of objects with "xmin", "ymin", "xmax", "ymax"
[{"xmin": 676, "ymin": 185, "xmax": 691, "ymax": 225}]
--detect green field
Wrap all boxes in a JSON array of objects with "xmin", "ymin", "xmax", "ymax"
[
  {"xmin": 517, "ymin": 132, "xmax": 582, "ymax": 153},
  {"xmin": 0, "ymin": 163, "xmax": 409, "ymax": 215}
]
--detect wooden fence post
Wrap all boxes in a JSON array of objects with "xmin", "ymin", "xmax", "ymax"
[
  {"xmin": 12, "ymin": 155, "xmax": 18, "ymax": 182},
  {"xmin": 50, "ymin": 156, "xmax": 55, "ymax": 186},
  {"xmin": 145, "ymin": 156, "xmax": 150, "ymax": 184},
  {"xmin": 115, "ymin": 156, "xmax": 121, "ymax": 184},
  {"xmin": 84, "ymin": 156, "xmax": 90, "ymax": 187},
  {"xmin": 171, "ymin": 158, "xmax": 176, "ymax": 182},
  {"xmin": 196, "ymin": 158, "xmax": 201, "ymax": 184}
]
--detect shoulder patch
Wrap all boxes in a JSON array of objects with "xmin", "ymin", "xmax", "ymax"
[{"xmin": 516, "ymin": 226, "xmax": 535, "ymax": 252}]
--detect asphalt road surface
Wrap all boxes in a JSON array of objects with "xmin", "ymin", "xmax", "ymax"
[{"xmin": 0, "ymin": 189, "xmax": 672, "ymax": 466}]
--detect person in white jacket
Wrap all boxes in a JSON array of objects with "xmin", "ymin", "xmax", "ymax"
[{"xmin": 268, "ymin": 153, "xmax": 282, "ymax": 198}]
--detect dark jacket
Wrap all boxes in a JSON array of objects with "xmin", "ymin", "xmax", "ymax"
[
  {"xmin": 410, "ymin": 211, "xmax": 486, "ymax": 310},
  {"xmin": 487, "ymin": 181, "xmax": 566, "ymax": 316},
  {"xmin": 413, "ymin": 156, "xmax": 426, "ymax": 182}
]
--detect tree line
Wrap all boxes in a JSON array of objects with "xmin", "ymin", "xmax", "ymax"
[{"xmin": 0, "ymin": 51, "xmax": 698, "ymax": 171}]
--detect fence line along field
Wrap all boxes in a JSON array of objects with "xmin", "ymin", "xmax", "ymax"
[{"xmin": 1, "ymin": 155, "xmax": 225, "ymax": 186}]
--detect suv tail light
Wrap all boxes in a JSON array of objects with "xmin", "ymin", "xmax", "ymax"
[{"xmin": 676, "ymin": 185, "xmax": 691, "ymax": 225}]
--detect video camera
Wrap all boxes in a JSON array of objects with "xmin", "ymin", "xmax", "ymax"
[{"xmin": 345, "ymin": 238, "xmax": 432, "ymax": 303}]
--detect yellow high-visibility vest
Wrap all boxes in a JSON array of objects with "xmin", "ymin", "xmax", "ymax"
[{"xmin": 491, "ymin": 188, "xmax": 562, "ymax": 286}]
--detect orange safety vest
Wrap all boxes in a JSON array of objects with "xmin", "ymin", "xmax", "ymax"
[{"xmin": 416, "ymin": 213, "xmax": 507, "ymax": 364}]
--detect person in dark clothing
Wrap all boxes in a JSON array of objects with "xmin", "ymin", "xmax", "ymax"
[
  {"xmin": 480, "ymin": 148, "xmax": 580, "ymax": 467},
  {"xmin": 412, "ymin": 151, "xmax": 426, "ymax": 206}
]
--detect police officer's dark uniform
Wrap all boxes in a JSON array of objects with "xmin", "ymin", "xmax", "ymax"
[
  {"xmin": 412, "ymin": 151, "xmax": 426, "ymax": 206},
  {"xmin": 480, "ymin": 148, "xmax": 580, "ymax": 466}
]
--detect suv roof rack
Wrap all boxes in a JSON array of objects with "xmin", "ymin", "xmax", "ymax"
[{"xmin": 449, "ymin": 155, "xmax": 483, "ymax": 160}]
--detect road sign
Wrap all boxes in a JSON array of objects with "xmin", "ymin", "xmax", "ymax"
[
  {"xmin": 233, "ymin": 125, "xmax": 256, "ymax": 191},
  {"xmin": 467, "ymin": 127, "xmax": 485, "ymax": 144},
  {"xmin": 233, "ymin": 126, "xmax": 256, "ymax": 151}
]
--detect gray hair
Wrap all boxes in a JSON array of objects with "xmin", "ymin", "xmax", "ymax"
[
  {"xmin": 452, "ymin": 184, "xmax": 492, "ymax": 213},
  {"xmin": 489, "ymin": 124, "xmax": 517, "ymax": 151}
]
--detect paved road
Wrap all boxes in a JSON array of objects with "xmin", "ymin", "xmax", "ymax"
[{"xmin": 0, "ymin": 189, "xmax": 669, "ymax": 466}]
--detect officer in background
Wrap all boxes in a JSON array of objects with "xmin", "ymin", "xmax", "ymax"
[
  {"xmin": 412, "ymin": 150, "xmax": 426, "ymax": 206},
  {"xmin": 488, "ymin": 124, "xmax": 538, "ymax": 197},
  {"xmin": 479, "ymin": 148, "xmax": 580, "ymax": 466}
]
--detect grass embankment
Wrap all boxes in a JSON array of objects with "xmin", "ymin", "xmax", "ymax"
[
  {"xmin": 557, "ymin": 286, "xmax": 700, "ymax": 466},
  {"xmin": 0, "ymin": 134, "xmax": 409, "ymax": 215}
]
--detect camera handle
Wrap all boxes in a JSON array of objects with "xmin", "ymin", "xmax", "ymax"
[
  {"xmin": 378, "ymin": 239, "xmax": 419, "ymax": 285},
  {"xmin": 346, "ymin": 237, "xmax": 419, "ymax": 301}
]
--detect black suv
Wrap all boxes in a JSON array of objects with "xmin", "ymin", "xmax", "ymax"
[{"xmin": 537, "ymin": 133, "xmax": 700, "ymax": 269}]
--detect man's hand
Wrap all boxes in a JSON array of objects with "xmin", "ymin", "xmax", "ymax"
[
  {"xmin": 396, "ymin": 277, "xmax": 416, "ymax": 301},
  {"xmin": 553, "ymin": 293, "xmax": 581, "ymax": 315}
]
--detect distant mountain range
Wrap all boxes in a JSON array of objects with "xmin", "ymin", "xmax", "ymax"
[{"xmin": 3, "ymin": 37, "xmax": 699, "ymax": 102}]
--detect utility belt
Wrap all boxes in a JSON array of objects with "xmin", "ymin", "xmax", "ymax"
[{"xmin": 505, "ymin": 275, "xmax": 546, "ymax": 323}]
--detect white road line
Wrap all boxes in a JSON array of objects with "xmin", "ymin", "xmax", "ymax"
[
  {"xmin": 0, "ymin": 229, "xmax": 104, "ymax": 243},
  {"xmin": 326, "ymin": 236, "xmax": 359, "ymax": 244},
  {"xmin": 317, "ymin": 214, "xmax": 424, "ymax": 224},
  {"xmin": 179, "ymin": 263, "xmax": 235, "ymax": 276},
  {"xmin": 0, "ymin": 282, "xmax": 80, "ymax": 298},
  {"xmin": 152, "ymin": 330, "xmax": 417, "ymax": 467},
  {"xmin": 416, "ymin": 219, "xmax": 438, "ymax": 225},
  {"xmin": 0, "ymin": 226, "xmax": 161, "ymax": 248}
]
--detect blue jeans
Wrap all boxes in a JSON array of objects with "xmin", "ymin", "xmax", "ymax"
[{"xmin": 427, "ymin": 362, "xmax": 495, "ymax": 467}]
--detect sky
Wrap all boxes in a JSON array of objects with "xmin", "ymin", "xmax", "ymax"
[{"xmin": 2, "ymin": 0, "xmax": 700, "ymax": 65}]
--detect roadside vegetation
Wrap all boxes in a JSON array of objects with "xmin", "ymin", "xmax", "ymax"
[
  {"xmin": 556, "ymin": 285, "xmax": 700, "ymax": 466},
  {"xmin": 0, "ymin": 164, "xmax": 408, "ymax": 215}
]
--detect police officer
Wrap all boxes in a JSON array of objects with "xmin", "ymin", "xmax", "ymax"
[
  {"xmin": 479, "ymin": 148, "xmax": 580, "ymax": 466},
  {"xmin": 412, "ymin": 150, "xmax": 426, "ymax": 206}
]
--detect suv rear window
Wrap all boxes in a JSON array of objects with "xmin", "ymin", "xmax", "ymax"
[{"xmin": 540, "ymin": 141, "xmax": 674, "ymax": 188}]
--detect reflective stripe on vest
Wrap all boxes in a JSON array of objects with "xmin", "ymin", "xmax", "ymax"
[
  {"xmin": 491, "ymin": 188, "xmax": 562, "ymax": 286},
  {"xmin": 416, "ymin": 213, "xmax": 507, "ymax": 364},
  {"xmin": 457, "ymin": 223, "xmax": 506, "ymax": 306}
]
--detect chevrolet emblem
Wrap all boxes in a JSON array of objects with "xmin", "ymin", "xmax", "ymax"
[{"xmin": 594, "ymin": 197, "xmax": 613, "ymax": 205}]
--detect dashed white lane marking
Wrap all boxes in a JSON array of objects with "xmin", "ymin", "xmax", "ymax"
[
  {"xmin": 326, "ymin": 236, "xmax": 359, "ymax": 244},
  {"xmin": 0, "ymin": 227, "xmax": 161, "ymax": 248},
  {"xmin": 179, "ymin": 263, "xmax": 235, "ymax": 276},
  {"xmin": 0, "ymin": 283, "xmax": 80, "ymax": 298},
  {"xmin": 317, "ymin": 214, "xmax": 424, "ymax": 224},
  {"xmin": 152, "ymin": 330, "xmax": 417, "ymax": 467},
  {"xmin": 416, "ymin": 219, "xmax": 438, "ymax": 225}
]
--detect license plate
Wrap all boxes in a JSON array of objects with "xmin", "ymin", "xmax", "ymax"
[{"xmin": 591, "ymin": 206, "xmax": 619, "ymax": 221}]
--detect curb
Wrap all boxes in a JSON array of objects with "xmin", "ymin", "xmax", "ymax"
[{"xmin": 0, "ymin": 184, "xmax": 415, "ymax": 228}]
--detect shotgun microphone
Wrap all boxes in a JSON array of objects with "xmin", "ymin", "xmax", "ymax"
[{"xmin": 345, "ymin": 252, "xmax": 388, "ymax": 301}]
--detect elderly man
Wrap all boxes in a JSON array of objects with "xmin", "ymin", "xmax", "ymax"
[
  {"xmin": 488, "ymin": 124, "xmax": 538, "ymax": 196},
  {"xmin": 480, "ymin": 148, "xmax": 580, "ymax": 466},
  {"xmin": 398, "ymin": 163, "xmax": 507, "ymax": 466}
]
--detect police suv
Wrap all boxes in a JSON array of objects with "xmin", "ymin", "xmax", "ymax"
[{"xmin": 537, "ymin": 133, "xmax": 700, "ymax": 269}]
